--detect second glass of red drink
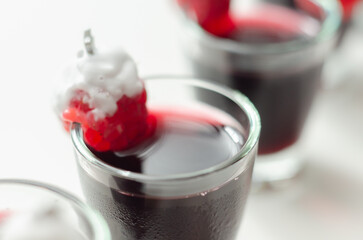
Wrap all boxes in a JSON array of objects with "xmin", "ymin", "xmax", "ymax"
[{"xmin": 177, "ymin": 0, "xmax": 341, "ymax": 184}]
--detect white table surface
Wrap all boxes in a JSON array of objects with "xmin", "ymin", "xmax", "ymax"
[{"xmin": 0, "ymin": 1, "xmax": 362, "ymax": 239}]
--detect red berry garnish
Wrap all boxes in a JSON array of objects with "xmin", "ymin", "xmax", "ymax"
[
  {"xmin": 58, "ymin": 30, "xmax": 155, "ymax": 152},
  {"xmin": 177, "ymin": 0, "xmax": 236, "ymax": 37},
  {"xmin": 62, "ymin": 88, "xmax": 155, "ymax": 152}
]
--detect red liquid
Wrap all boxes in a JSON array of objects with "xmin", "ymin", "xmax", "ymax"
[
  {"xmin": 78, "ymin": 107, "xmax": 252, "ymax": 240},
  {"xmin": 193, "ymin": 62, "xmax": 321, "ymax": 154},
  {"xmin": 176, "ymin": 0, "xmax": 234, "ymax": 36}
]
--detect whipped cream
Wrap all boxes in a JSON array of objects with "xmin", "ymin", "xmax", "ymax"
[
  {"xmin": 0, "ymin": 204, "xmax": 86, "ymax": 240},
  {"xmin": 54, "ymin": 47, "xmax": 143, "ymax": 121}
]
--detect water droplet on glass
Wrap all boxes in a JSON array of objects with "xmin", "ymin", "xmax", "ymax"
[{"xmin": 200, "ymin": 192, "xmax": 208, "ymax": 196}]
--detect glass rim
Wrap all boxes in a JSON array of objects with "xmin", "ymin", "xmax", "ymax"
[
  {"xmin": 0, "ymin": 179, "xmax": 111, "ymax": 240},
  {"xmin": 183, "ymin": 0, "xmax": 342, "ymax": 55},
  {"xmin": 71, "ymin": 77, "xmax": 261, "ymax": 183}
]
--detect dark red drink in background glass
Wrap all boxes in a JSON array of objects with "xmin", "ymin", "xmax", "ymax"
[
  {"xmin": 177, "ymin": 0, "xmax": 360, "ymax": 42},
  {"xmin": 177, "ymin": 0, "xmax": 341, "ymax": 183}
]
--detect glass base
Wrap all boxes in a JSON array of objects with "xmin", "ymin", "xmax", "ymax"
[{"xmin": 252, "ymin": 142, "xmax": 305, "ymax": 187}]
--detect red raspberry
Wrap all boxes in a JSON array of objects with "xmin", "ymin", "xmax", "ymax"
[
  {"xmin": 177, "ymin": 0, "xmax": 236, "ymax": 37},
  {"xmin": 62, "ymin": 88, "xmax": 155, "ymax": 152}
]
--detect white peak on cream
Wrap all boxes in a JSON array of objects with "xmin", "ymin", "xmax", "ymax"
[{"xmin": 55, "ymin": 47, "xmax": 143, "ymax": 121}]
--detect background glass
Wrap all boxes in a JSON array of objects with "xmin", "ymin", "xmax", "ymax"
[
  {"xmin": 72, "ymin": 77, "xmax": 261, "ymax": 240},
  {"xmin": 178, "ymin": 0, "xmax": 341, "ymax": 184},
  {"xmin": 0, "ymin": 179, "xmax": 111, "ymax": 240}
]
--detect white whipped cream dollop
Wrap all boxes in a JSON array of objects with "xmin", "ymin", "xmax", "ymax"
[
  {"xmin": 54, "ymin": 48, "xmax": 143, "ymax": 120},
  {"xmin": 0, "ymin": 204, "xmax": 86, "ymax": 240}
]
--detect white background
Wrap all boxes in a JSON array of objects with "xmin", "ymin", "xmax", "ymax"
[{"xmin": 0, "ymin": 1, "xmax": 362, "ymax": 239}]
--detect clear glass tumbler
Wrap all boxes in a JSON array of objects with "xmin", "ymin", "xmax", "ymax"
[
  {"xmin": 72, "ymin": 77, "xmax": 261, "ymax": 240},
  {"xmin": 178, "ymin": 0, "xmax": 341, "ymax": 184},
  {"xmin": 0, "ymin": 179, "xmax": 111, "ymax": 240}
]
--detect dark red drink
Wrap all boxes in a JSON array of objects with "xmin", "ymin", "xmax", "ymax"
[
  {"xmin": 191, "ymin": 25, "xmax": 321, "ymax": 154},
  {"xmin": 180, "ymin": 3, "xmax": 330, "ymax": 155},
  {"xmin": 193, "ymin": 63, "xmax": 321, "ymax": 154},
  {"xmin": 75, "ymin": 104, "xmax": 256, "ymax": 240}
]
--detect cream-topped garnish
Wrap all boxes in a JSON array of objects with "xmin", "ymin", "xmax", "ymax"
[
  {"xmin": 54, "ymin": 30, "xmax": 150, "ymax": 152},
  {"xmin": 55, "ymin": 43, "xmax": 143, "ymax": 121}
]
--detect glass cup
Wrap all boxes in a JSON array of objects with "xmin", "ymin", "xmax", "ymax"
[
  {"xmin": 177, "ymin": 0, "xmax": 341, "ymax": 184},
  {"xmin": 0, "ymin": 179, "xmax": 111, "ymax": 240},
  {"xmin": 71, "ymin": 77, "xmax": 261, "ymax": 240}
]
